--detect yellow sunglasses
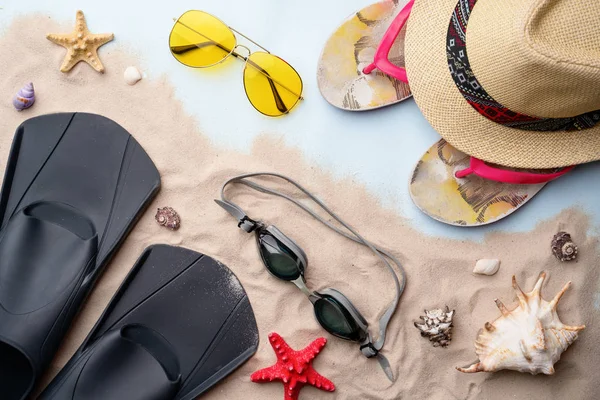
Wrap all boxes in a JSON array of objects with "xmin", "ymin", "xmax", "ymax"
[{"xmin": 169, "ymin": 10, "xmax": 304, "ymax": 117}]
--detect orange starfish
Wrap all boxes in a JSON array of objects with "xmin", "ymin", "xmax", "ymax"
[
  {"xmin": 251, "ymin": 333, "xmax": 335, "ymax": 400},
  {"xmin": 47, "ymin": 10, "xmax": 114, "ymax": 73}
]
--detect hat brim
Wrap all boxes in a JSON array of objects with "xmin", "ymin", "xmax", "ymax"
[{"xmin": 404, "ymin": 0, "xmax": 600, "ymax": 169}]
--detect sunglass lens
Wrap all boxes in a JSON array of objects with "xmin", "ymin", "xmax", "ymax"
[
  {"xmin": 257, "ymin": 229, "xmax": 303, "ymax": 281},
  {"xmin": 244, "ymin": 52, "xmax": 303, "ymax": 117},
  {"xmin": 169, "ymin": 10, "xmax": 236, "ymax": 67},
  {"xmin": 314, "ymin": 295, "xmax": 362, "ymax": 341}
]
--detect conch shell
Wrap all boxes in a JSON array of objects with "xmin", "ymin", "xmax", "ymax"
[
  {"xmin": 551, "ymin": 232, "xmax": 578, "ymax": 262},
  {"xmin": 457, "ymin": 272, "xmax": 584, "ymax": 375},
  {"xmin": 13, "ymin": 82, "xmax": 35, "ymax": 110}
]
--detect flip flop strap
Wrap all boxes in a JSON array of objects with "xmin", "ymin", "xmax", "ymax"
[
  {"xmin": 455, "ymin": 156, "xmax": 574, "ymax": 184},
  {"xmin": 362, "ymin": 0, "xmax": 414, "ymax": 83}
]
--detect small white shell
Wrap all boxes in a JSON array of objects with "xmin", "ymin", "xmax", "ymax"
[
  {"xmin": 124, "ymin": 66, "xmax": 142, "ymax": 85},
  {"xmin": 473, "ymin": 259, "xmax": 500, "ymax": 276}
]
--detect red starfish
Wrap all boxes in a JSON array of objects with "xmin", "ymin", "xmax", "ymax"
[{"xmin": 251, "ymin": 332, "xmax": 336, "ymax": 400}]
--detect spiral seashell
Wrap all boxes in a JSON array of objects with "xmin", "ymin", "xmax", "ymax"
[
  {"xmin": 551, "ymin": 231, "xmax": 578, "ymax": 262},
  {"xmin": 155, "ymin": 206, "xmax": 181, "ymax": 230},
  {"xmin": 12, "ymin": 82, "xmax": 35, "ymax": 111}
]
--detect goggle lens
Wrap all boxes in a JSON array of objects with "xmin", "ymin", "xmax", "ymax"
[
  {"xmin": 257, "ymin": 229, "xmax": 303, "ymax": 281},
  {"xmin": 314, "ymin": 295, "xmax": 363, "ymax": 342}
]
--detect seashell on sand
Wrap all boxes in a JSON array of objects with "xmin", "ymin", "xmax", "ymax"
[
  {"xmin": 124, "ymin": 66, "xmax": 143, "ymax": 85},
  {"xmin": 155, "ymin": 206, "xmax": 180, "ymax": 230},
  {"xmin": 473, "ymin": 259, "xmax": 500, "ymax": 276},
  {"xmin": 551, "ymin": 232, "xmax": 578, "ymax": 262},
  {"xmin": 12, "ymin": 82, "xmax": 35, "ymax": 110},
  {"xmin": 414, "ymin": 306, "xmax": 455, "ymax": 347},
  {"xmin": 457, "ymin": 272, "xmax": 585, "ymax": 375}
]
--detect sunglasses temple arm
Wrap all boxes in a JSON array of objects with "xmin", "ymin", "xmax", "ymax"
[
  {"xmin": 170, "ymin": 47, "xmax": 291, "ymax": 113},
  {"xmin": 245, "ymin": 58, "xmax": 290, "ymax": 114},
  {"xmin": 170, "ymin": 41, "xmax": 218, "ymax": 54},
  {"xmin": 171, "ymin": 40, "xmax": 248, "ymax": 63},
  {"xmin": 171, "ymin": 20, "xmax": 232, "ymax": 55}
]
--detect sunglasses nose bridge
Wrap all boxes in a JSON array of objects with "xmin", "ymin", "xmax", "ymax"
[{"xmin": 233, "ymin": 44, "xmax": 251, "ymax": 61}]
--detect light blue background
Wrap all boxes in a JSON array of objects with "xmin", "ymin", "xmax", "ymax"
[{"xmin": 2, "ymin": 0, "xmax": 598, "ymax": 240}]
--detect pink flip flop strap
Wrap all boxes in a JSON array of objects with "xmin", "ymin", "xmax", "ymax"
[
  {"xmin": 362, "ymin": 0, "xmax": 414, "ymax": 83},
  {"xmin": 455, "ymin": 157, "xmax": 574, "ymax": 184}
]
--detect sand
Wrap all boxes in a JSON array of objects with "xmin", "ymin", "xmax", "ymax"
[{"xmin": 1, "ymin": 15, "xmax": 599, "ymax": 400}]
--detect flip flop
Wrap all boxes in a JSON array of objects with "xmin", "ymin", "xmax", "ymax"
[
  {"xmin": 317, "ymin": 0, "xmax": 413, "ymax": 111},
  {"xmin": 409, "ymin": 139, "xmax": 573, "ymax": 226}
]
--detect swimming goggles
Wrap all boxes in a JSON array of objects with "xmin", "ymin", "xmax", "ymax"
[
  {"xmin": 216, "ymin": 173, "xmax": 406, "ymax": 381},
  {"xmin": 169, "ymin": 10, "xmax": 303, "ymax": 117}
]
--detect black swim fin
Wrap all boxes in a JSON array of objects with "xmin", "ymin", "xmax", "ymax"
[
  {"xmin": 39, "ymin": 245, "xmax": 259, "ymax": 400},
  {"xmin": 0, "ymin": 113, "xmax": 160, "ymax": 400}
]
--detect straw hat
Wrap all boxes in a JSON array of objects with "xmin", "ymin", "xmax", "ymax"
[{"xmin": 405, "ymin": 0, "xmax": 600, "ymax": 168}]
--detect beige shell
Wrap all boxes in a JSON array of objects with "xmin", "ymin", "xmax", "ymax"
[
  {"xmin": 473, "ymin": 259, "xmax": 500, "ymax": 276},
  {"xmin": 457, "ymin": 272, "xmax": 585, "ymax": 375},
  {"xmin": 124, "ymin": 66, "xmax": 143, "ymax": 85}
]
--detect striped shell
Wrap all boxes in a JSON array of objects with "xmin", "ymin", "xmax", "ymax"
[
  {"xmin": 457, "ymin": 272, "xmax": 584, "ymax": 375},
  {"xmin": 12, "ymin": 82, "xmax": 35, "ymax": 110}
]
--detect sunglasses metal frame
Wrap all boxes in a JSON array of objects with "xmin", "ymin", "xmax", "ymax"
[{"xmin": 169, "ymin": 11, "xmax": 303, "ymax": 116}]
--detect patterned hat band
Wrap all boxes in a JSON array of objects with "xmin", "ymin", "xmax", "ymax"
[{"xmin": 447, "ymin": 0, "xmax": 600, "ymax": 132}]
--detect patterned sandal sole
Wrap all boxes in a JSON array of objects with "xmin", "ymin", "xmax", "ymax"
[
  {"xmin": 409, "ymin": 139, "xmax": 547, "ymax": 226},
  {"xmin": 317, "ymin": 0, "xmax": 412, "ymax": 111}
]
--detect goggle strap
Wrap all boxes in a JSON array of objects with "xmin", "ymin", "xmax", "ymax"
[
  {"xmin": 377, "ymin": 353, "xmax": 394, "ymax": 382},
  {"xmin": 214, "ymin": 199, "xmax": 258, "ymax": 232},
  {"xmin": 217, "ymin": 173, "xmax": 406, "ymax": 382},
  {"xmin": 360, "ymin": 338, "xmax": 393, "ymax": 381}
]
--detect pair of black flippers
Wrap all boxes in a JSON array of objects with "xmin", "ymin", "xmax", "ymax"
[{"xmin": 0, "ymin": 113, "xmax": 258, "ymax": 400}]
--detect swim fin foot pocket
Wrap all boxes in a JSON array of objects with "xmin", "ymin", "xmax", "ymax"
[
  {"xmin": 0, "ymin": 112, "xmax": 161, "ymax": 400},
  {"xmin": 39, "ymin": 245, "xmax": 259, "ymax": 400}
]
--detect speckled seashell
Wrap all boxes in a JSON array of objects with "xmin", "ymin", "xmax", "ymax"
[
  {"xmin": 155, "ymin": 207, "xmax": 181, "ymax": 230},
  {"xmin": 551, "ymin": 232, "xmax": 578, "ymax": 262},
  {"xmin": 457, "ymin": 272, "xmax": 585, "ymax": 375},
  {"xmin": 12, "ymin": 82, "xmax": 35, "ymax": 111},
  {"xmin": 414, "ymin": 306, "xmax": 455, "ymax": 348}
]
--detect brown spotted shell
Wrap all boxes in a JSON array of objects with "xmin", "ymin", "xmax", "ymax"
[
  {"xmin": 551, "ymin": 232, "xmax": 578, "ymax": 262},
  {"xmin": 155, "ymin": 206, "xmax": 180, "ymax": 230}
]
